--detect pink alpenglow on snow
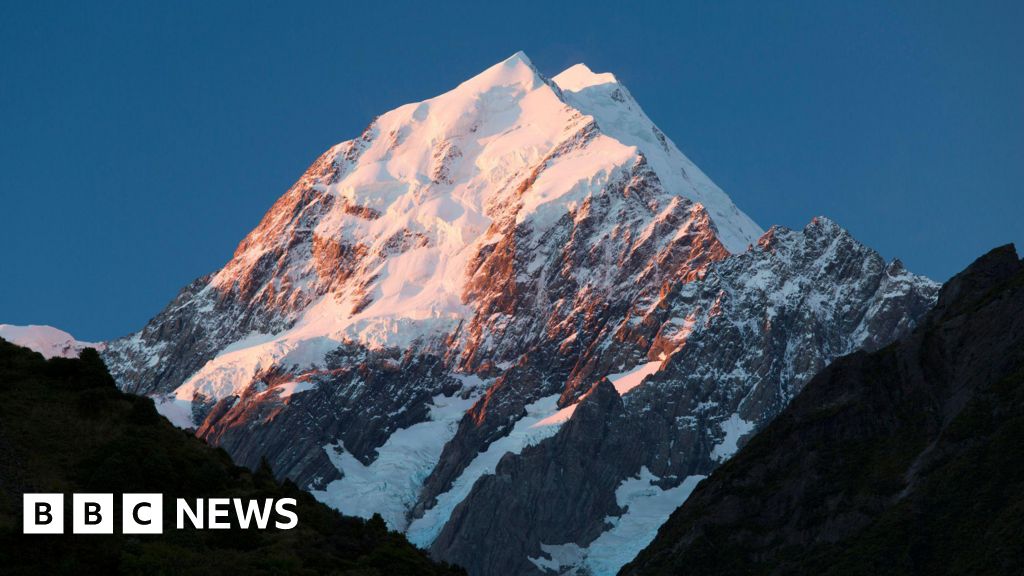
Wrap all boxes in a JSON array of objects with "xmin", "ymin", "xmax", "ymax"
[{"xmin": 0, "ymin": 324, "xmax": 103, "ymax": 359}]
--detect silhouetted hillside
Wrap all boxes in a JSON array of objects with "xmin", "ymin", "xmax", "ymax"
[{"xmin": 0, "ymin": 339, "xmax": 464, "ymax": 575}]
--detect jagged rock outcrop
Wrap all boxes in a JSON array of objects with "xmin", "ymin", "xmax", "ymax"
[{"xmin": 426, "ymin": 218, "xmax": 937, "ymax": 576}]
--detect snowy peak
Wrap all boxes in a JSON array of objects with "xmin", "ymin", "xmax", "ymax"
[
  {"xmin": 454, "ymin": 50, "xmax": 546, "ymax": 94},
  {"xmin": 552, "ymin": 59, "xmax": 762, "ymax": 252},
  {"xmin": 552, "ymin": 62, "xmax": 620, "ymax": 92},
  {"xmin": 0, "ymin": 324, "xmax": 103, "ymax": 359},
  {"xmin": 105, "ymin": 52, "xmax": 773, "ymax": 407}
]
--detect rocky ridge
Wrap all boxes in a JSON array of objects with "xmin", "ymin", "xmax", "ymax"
[{"xmin": 622, "ymin": 244, "xmax": 1024, "ymax": 576}]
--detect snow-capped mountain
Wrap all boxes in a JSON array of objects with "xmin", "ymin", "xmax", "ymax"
[
  {"xmin": 101, "ymin": 52, "xmax": 938, "ymax": 575},
  {"xmin": 0, "ymin": 324, "xmax": 103, "ymax": 359}
]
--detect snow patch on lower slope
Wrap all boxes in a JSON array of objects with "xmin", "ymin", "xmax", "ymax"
[
  {"xmin": 269, "ymin": 380, "xmax": 318, "ymax": 398},
  {"xmin": 710, "ymin": 412, "xmax": 756, "ymax": 462},
  {"xmin": 406, "ymin": 394, "xmax": 565, "ymax": 547},
  {"xmin": 173, "ymin": 330, "xmax": 344, "ymax": 405},
  {"xmin": 528, "ymin": 467, "xmax": 705, "ymax": 576},
  {"xmin": 532, "ymin": 359, "xmax": 663, "ymax": 428},
  {"xmin": 153, "ymin": 395, "xmax": 196, "ymax": 429},
  {"xmin": 312, "ymin": 391, "xmax": 480, "ymax": 531},
  {"xmin": 152, "ymin": 379, "xmax": 318, "ymax": 430},
  {"xmin": 608, "ymin": 360, "xmax": 662, "ymax": 395},
  {"xmin": 409, "ymin": 360, "xmax": 671, "ymax": 550}
]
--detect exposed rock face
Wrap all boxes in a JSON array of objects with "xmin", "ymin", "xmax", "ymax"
[
  {"xmin": 195, "ymin": 347, "xmax": 462, "ymax": 489},
  {"xmin": 99, "ymin": 52, "xmax": 938, "ymax": 575},
  {"xmin": 436, "ymin": 379, "xmax": 635, "ymax": 576},
  {"xmin": 427, "ymin": 218, "xmax": 937, "ymax": 576},
  {"xmin": 622, "ymin": 245, "xmax": 1024, "ymax": 576}
]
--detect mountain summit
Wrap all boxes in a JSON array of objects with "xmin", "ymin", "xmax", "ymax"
[
  {"xmin": 106, "ymin": 51, "xmax": 762, "ymax": 416},
  {"xmin": 102, "ymin": 53, "xmax": 937, "ymax": 575}
]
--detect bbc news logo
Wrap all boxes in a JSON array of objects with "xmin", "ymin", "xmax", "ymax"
[{"xmin": 24, "ymin": 493, "xmax": 298, "ymax": 534}]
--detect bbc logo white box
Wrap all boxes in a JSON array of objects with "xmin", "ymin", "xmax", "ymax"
[
  {"xmin": 72, "ymin": 493, "xmax": 114, "ymax": 534},
  {"xmin": 23, "ymin": 493, "xmax": 64, "ymax": 534},
  {"xmin": 122, "ymin": 494, "xmax": 163, "ymax": 534}
]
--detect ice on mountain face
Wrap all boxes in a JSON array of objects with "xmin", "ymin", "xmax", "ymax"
[
  {"xmin": 528, "ymin": 468, "xmax": 706, "ymax": 576},
  {"xmin": 406, "ymin": 393, "xmax": 565, "ymax": 547},
  {"xmin": 313, "ymin": 391, "xmax": 481, "ymax": 530},
  {"xmin": 530, "ymin": 359, "xmax": 663, "ymax": 429},
  {"xmin": 531, "ymin": 400, "xmax": 579, "ymax": 429},
  {"xmin": 710, "ymin": 412, "xmax": 756, "ymax": 462},
  {"xmin": 0, "ymin": 324, "xmax": 103, "ymax": 359},
  {"xmin": 584, "ymin": 471, "xmax": 705, "ymax": 574},
  {"xmin": 153, "ymin": 395, "xmax": 196, "ymax": 429},
  {"xmin": 269, "ymin": 380, "xmax": 317, "ymax": 398},
  {"xmin": 170, "ymin": 332, "xmax": 342, "ymax": 405},
  {"xmin": 608, "ymin": 360, "xmax": 663, "ymax": 395}
]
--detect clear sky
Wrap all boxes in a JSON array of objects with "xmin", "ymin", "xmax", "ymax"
[{"xmin": 1, "ymin": 1, "xmax": 1021, "ymax": 341}]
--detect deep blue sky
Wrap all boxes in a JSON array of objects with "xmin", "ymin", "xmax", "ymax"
[{"xmin": 2, "ymin": 1, "xmax": 1021, "ymax": 341}]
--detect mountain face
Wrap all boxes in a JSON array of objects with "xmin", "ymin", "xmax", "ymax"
[
  {"xmin": 0, "ymin": 338, "xmax": 465, "ymax": 575},
  {"xmin": 622, "ymin": 245, "xmax": 1024, "ymax": 576},
  {"xmin": 426, "ymin": 219, "xmax": 936, "ymax": 576},
  {"xmin": 100, "ymin": 52, "xmax": 938, "ymax": 575}
]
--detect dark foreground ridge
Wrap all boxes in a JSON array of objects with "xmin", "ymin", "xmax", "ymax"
[
  {"xmin": 0, "ymin": 340, "xmax": 464, "ymax": 575},
  {"xmin": 622, "ymin": 244, "xmax": 1024, "ymax": 575}
]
